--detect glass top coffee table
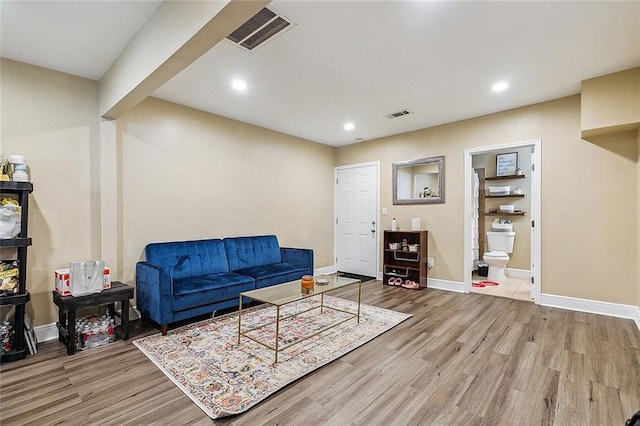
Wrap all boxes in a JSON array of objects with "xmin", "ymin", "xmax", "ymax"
[{"xmin": 237, "ymin": 275, "xmax": 362, "ymax": 363}]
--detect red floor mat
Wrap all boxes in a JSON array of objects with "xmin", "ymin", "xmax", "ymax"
[{"xmin": 472, "ymin": 280, "xmax": 500, "ymax": 288}]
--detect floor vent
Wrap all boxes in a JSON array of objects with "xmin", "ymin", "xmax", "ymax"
[
  {"xmin": 386, "ymin": 109, "xmax": 413, "ymax": 119},
  {"xmin": 227, "ymin": 7, "xmax": 294, "ymax": 51}
]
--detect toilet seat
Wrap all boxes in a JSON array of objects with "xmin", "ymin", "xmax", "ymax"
[
  {"xmin": 482, "ymin": 251, "xmax": 509, "ymax": 285},
  {"xmin": 484, "ymin": 251, "xmax": 508, "ymax": 259}
]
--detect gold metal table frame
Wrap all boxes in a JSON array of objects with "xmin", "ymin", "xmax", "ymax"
[{"xmin": 237, "ymin": 275, "xmax": 362, "ymax": 363}]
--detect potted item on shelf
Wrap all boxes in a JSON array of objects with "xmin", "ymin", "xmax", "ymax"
[{"xmin": 0, "ymin": 157, "xmax": 10, "ymax": 181}]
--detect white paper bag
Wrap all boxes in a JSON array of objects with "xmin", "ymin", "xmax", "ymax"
[
  {"xmin": 0, "ymin": 204, "xmax": 21, "ymax": 239},
  {"xmin": 70, "ymin": 260, "xmax": 105, "ymax": 296}
]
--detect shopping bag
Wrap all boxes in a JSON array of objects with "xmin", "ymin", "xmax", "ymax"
[
  {"xmin": 69, "ymin": 260, "xmax": 105, "ymax": 296},
  {"xmin": 0, "ymin": 203, "xmax": 21, "ymax": 239}
]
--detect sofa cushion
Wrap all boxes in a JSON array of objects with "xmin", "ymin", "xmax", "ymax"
[
  {"xmin": 172, "ymin": 272, "xmax": 254, "ymax": 312},
  {"xmin": 224, "ymin": 235, "xmax": 282, "ymax": 271},
  {"xmin": 235, "ymin": 263, "xmax": 307, "ymax": 289},
  {"xmin": 145, "ymin": 239, "xmax": 229, "ymax": 280}
]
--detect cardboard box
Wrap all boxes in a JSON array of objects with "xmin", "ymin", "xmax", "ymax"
[
  {"xmin": 55, "ymin": 267, "xmax": 110, "ymax": 296},
  {"xmin": 103, "ymin": 267, "xmax": 111, "ymax": 289}
]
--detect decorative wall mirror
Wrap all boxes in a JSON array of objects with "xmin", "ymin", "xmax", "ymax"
[{"xmin": 392, "ymin": 155, "xmax": 445, "ymax": 204}]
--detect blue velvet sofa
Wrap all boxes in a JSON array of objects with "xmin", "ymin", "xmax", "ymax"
[{"xmin": 135, "ymin": 235, "xmax": 313, "ymax": 334}]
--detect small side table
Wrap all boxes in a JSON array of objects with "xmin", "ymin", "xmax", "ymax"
[{"xmin": 52, "ymin": 281, "xmax": 134, "ymax": 355}]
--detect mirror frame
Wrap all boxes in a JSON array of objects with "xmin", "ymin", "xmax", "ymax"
[{"xmin": 392, "ymin": 155, "xmax": 445, "ymax": 205}]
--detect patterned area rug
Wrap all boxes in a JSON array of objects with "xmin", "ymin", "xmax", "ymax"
[{"xmin": 133, "ymin": 295, "xmax": 411, "ymax": 419}]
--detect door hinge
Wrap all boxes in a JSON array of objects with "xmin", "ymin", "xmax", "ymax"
[
  {"xmin": 336, "ymin": 218, "xmax": 338, "ymax": 224},
  {"xmin": 531, "ymin": 220, "xmax": 535, "ymax": 228},
  {"xmin": 531, "ymin": 276, "xmax": 534, "ymax": 284},
  {"xmin": 531, "ymin": 164, "xmax": 535, "ymax": 172},
  {"xmin": 336, "ymin": 178, "xmax": 338, "ymax": 184}
]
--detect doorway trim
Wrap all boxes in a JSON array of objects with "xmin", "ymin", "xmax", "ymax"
[
  {"xmin": 463, "ymin": 139, "xmax": 542, "ymax": 303},
  {"xmin": 334, "ymin": 161, "xmax": 381, "ymax": 278}
]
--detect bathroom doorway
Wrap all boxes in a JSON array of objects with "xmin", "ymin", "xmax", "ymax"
[{"xmin": 463, "ymin": 139, "xmax": 541, "ymax": 303}]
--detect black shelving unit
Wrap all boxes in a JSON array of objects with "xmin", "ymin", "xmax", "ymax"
[{"xmin": 0, "ymin": 181, "xmax": 33, "ymax": 363}]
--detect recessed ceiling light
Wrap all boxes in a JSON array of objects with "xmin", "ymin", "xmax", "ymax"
[
  {"xmin": 344, "ymin": 122, "xmax": 355, "ymax": 131},
  {"xmin": 231, "ymin": 79, "xmax": 247, "ymax": 91},
  {"xmin": 492, "ymin": 81, "xmax": 509, "ymax": 92}
]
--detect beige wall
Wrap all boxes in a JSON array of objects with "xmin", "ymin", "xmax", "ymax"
[
  {"xmin": 116, "ymin": 97, "xmax": 336, "ymax": 285},
  {"xmin": 336, "ymin": 96, "xmax": 638, "ymax": 305},
  {"xmin": 1, "ymin": 59, "xmax": 100, "ymax": 327},
  {"xmin": 581, "ymin": 67, "xmax": 640, "ymax": 139}
]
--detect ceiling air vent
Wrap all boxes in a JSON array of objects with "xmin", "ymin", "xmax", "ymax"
[
  {"xmin": 227, "ymin": 7, "xmax": 293, "ymax": 51},
  {"xmin": 386, "ymin": 109, "xmax": 413, "ymax": 119}
]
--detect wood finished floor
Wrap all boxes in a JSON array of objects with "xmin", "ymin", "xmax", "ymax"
[{"xmin": 1, "ymin": 281, "xmax": 639, "ymax": 425}]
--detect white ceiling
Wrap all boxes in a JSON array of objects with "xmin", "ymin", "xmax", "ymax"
[
  {"xmin": 0, "ymin": 1, "xmax": 163, "ymax": 81},
  {"xmin": 2, "ymin": 1, "xmax": 639, "ymax": 147}
]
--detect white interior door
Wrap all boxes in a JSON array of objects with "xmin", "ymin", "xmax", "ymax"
[{"xmin": 336, "ymin": 163, "xmax": 378, "ymax": 277}]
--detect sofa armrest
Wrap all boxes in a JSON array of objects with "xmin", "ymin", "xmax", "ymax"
[
  {"xmin": 135, "ymin": 261, "xmax": 174, "ymax": 326},
  {"xmin": 280, "ymin": 247, "xmax": 314, "ymax": 276}
]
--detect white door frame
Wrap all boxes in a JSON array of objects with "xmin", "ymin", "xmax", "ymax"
[
  {"xmin": 334, "ymin": 161, "xmax": 381, "ymax": 278},
  {"xmin": 463, "ymin": 139, "xmax": 542, "ymax": 303}
]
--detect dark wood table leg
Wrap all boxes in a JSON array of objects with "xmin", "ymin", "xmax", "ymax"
[
  {"xmin": 121, "ymin": 300, "xmax": 130, "ymax": 340},
  {"xmin": 67, "ymin": 310, "xmax": 76, "ymax": 355},
  {"xmin": 107, "ymin": 303, "xmax": 116, "ymax": 319},
  {"xmin": 58, "ymin": 308, "xmax": 66, "ymax": 342}
]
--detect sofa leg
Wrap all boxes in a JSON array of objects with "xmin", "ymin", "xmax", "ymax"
[{"xmin": 161, "ymin": 324, "xmax": 168, "ymax": 335}]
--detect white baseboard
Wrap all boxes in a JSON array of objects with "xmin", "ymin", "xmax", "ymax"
[
  {"xmin": 35, "ymin": 284, "xmax": 640, "ymax": 343},
  {"xmin": 540, "ymin": 293, "xmax": 640, "ymax": 331},
  {"xmin": 505, "ymin": 268, "xmax": 530, "ymax": 279},
  {"xmin": 427, "ymin": 278, "xmax": 466, "ymax": 293},
  {"xmin": 34, "ymin": 306, "xmax": 143, "ymax": 343},
  {"xmin": 35, "ymin": 322, "xmax": 59, "ymax": 343},
  {"xmin": 315, "ymin": 265, "xmax": 337, "ymax": 275}
]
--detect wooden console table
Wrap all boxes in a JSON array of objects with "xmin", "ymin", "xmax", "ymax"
[{"xmin": 52, "ymin": 281, "xmax": 134, "ymax": 355}]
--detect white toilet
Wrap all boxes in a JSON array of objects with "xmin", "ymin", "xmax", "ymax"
[{"xmin": 483, "ymin": 231, "xmax": 516, "ymax": 284}]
